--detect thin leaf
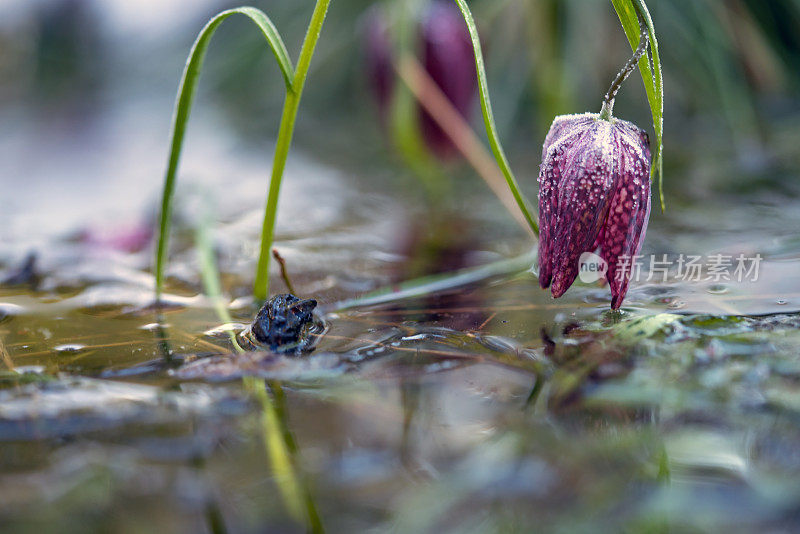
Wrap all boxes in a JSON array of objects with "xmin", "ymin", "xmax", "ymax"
[
  {"xmin": 155, "ymin": 7, "xmax": 294, "ymax": 300},
  {"xmin": 194, "ymin": 194, "xmax": 243, "ymax": 352},
  {"xmin": 611, "ymin": 0, "xmax": 665, "ymax": 209},
  {"xmin": 252, "ymin": 0, "xmax": 331, "ymax": 301},
  {"xmin": 452, "ymin": 0, "xmax": 539, "ymax": 236},
  {"xmin": 329, "ymin": 249, "xmax": 537, "ymax": 312}
]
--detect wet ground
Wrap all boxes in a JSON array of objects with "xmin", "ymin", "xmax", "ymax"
[{"xmin": 2, "ymin": 96, "xmax": 800, "ymax": 533}]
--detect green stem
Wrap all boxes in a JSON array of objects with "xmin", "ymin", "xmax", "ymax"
[
  {"xmin": 610, "ymin": 0, "xmax": 664, "ymax": 208},
  {"xmin": 599, "ymin": 10, "xmax": 649, "ymax": 121},
  {"xmin": 252, "ymin": 94, "xmax": 300, "ymax": 301},
  {"xmin": 154, "ymin": 7, "xmax": 294, "ymax": 302},
  {"xmin": 253, "ymin": 0, "xmax": 331, "ymax": 301},
  {"xmin": 452, "ymin": 0, "xmax": 539, "ymax": 237}
]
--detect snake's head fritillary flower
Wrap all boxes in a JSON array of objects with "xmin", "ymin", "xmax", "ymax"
[
  {"xmin": 419, "ymin": 0, "xmax": 477, "ymax": 158},
  {"xmin": 537, "ymin": 113, "xmax": 651, "ymax": 309},
  {"xmin": 363, "ymin": 1, "xmax": 476, "ymax": 158}
]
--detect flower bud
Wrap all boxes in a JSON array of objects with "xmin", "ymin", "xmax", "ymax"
[{"xmin": 538, "ymin": 113, "xmax": 651, "ymax": 309}]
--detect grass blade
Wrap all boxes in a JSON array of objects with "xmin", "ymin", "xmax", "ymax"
[
  {"xmin": 253, "ymin": 0, "xmax": 331, "ymax": 301},
  {"xmin": 194, "ymin": 194, "xmax": 243, "ymax": 351},
  {"xmin": 155, "ymin": 7, "xmax": 295, "ymax": 300},
  {"xmin": 328, "ymin": 249, "xmax": 537, "ymax": 313},
  {"xmin": 610, "ymin": 0, "xmax": 665, "ymax": 209},
  {"xmin": 452, "ymin": 0, "xmax": 539, "ymax": 237}
]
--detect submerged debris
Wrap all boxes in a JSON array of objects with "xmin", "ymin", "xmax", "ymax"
[{"xmin": 244, "ymin": 293, "xmax": 324, "ymax": 354}]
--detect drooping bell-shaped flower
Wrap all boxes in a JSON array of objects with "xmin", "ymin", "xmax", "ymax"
[
  {"xmin": 537, "ymin": 10, "xmax": 655, "ymax": 309},
  {"xmin": 419, "ymin": 0, "xmax": 477, "ymax": 158},
  {"xmin": 538, "ymin": 113, "xmax": 651, "ymax": 308},
  {"xmin": 362, "ymin": 0, "xmax": 477, "ymax": 158}
]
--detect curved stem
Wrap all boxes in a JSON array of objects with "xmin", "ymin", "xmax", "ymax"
[
  {"xmin": 599, "ymin": 10, "xmax": 649, "ymax": 121},
  {"xmin": 253, "ymin": 0, "xmax": 331, "ymax": 301},
  {"xmin": 452, "ymin": 0, "xmax": 539, "ymax": 237},
  {"xmin": 610, "ymin": 0, "xmax": 665, "ymax": 208},
  {"xmin": 154, "ymin": 8, "xmax": 294, "ymax": 301}
]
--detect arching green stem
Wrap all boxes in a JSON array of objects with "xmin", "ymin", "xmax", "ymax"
[
  {"xmin": 154, "ymin": 2, "xmax": 330, "ymax": 303},
  {"xmin": 154, "ymin": 7, "xmax": 293, "ymax": 301},
  {"xmin": 253, "ymin": 0, "xmax": 331, "ymax": 301}
]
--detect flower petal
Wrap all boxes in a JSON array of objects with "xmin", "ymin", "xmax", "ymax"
[
  {"xmin": 541, "ymin": 113, "xmax": 595, "ymax": 160},
  {"xmin": 599, "ymin": 121, "xmax": 652, "ymax": 309},
  {"xmin": 363, "ymin": 5, "xmax": 394, "ymax": 122},
  {"xmin": 537, "ymin": 114, "xmax": 652, "ymax": 309},
  {"xmin": 549, "ymin": 121, "xmax": 618, "ymax": 297},
  {"xmin": 538, "ymin": 114, "xmax": 598, "ymax": 289},
  {"xmin": 420, "ymin": 0, "xmax": 477, "ymax": 158}
]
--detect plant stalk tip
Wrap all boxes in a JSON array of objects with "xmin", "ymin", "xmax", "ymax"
[{"xmin": 601, "ymin": 9, "xmax": 649, "ymax": 119}]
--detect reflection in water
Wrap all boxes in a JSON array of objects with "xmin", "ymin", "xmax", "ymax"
[
  {"xmin": 0, "ymin": 2, "xmax": 799, "ymax": 527},
  {"xmin": 3, "ymin": 259, "xmax": 800, "ymax": 530},
  {"xmin": 0, "ymin": 335, "xmax": 13, "ymax": 371},
  {"xmin": 399, "ymin": 377, "xmax": 422, "ymax": 474},
  {"xmin": 3, "ymin": 232, "xmax": 800, "ymax": 523},
  {"xmin": 247, "ymin": 378, "xmax": 324, "ymax": 533}
]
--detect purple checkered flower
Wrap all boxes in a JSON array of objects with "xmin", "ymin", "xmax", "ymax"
[
  {"xmin": 418, "ymin": 0, "xmax": 476, "ymax": 158},
  {"xmin": 537, "ymin": 113, "xmax": 651, "ymax": 309},
  {"xmin": 363, "ymin": 0, "xmax": 476, "ymax": 158}
]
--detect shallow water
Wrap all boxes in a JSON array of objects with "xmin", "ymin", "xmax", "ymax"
[
  {"xmin": 2, "ymin": 109, "xmax": 800, "ymax": 532},
  {"xmin": 3, "ymin": 2, "xmax": 800, "ymax": 524}
]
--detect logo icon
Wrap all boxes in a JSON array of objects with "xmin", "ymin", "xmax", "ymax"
[{"xmin": 578, "ymin": 252, "xmax": 608, "ymax": 283}]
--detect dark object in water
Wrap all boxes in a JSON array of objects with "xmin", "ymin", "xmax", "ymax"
[
  {"xmin": 2, "ymin": 253, "xmax": 39, "ymax": 287},
  {"xmin": 249, "ymin": 294, "xmax": 320, "ymax": 354}
]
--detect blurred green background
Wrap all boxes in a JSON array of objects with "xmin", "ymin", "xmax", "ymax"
[{"xmin": 2, "ymin": 0, "xmax": 799, "ymax": 213}]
